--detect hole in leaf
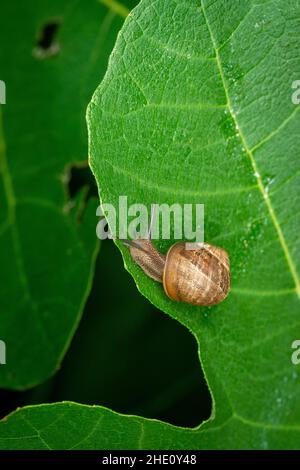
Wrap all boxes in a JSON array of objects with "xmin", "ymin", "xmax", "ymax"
[
  {"xmin": 62, "ymin": 162, "xmax": 98, "ymax": 221},
  {"xmin": 33, "ymin": 19, "xmax": 61, "ymax": 59},
  {"xmin": 66, "ymin": 163, "xmax": 98, "ymax": 201}
]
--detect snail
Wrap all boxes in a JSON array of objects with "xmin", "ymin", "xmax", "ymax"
[{"xmin": 122, "ymin": 237, "xmax": 230, "ymax": 306}]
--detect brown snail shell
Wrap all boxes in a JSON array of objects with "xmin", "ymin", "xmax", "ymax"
[
  {"xmin": 125, "ymin": 239, "xmax": 230, "ymax": 307},
  {"xmin": 163, "ymin": 242, "xmax": 230, "ymax": 306}
]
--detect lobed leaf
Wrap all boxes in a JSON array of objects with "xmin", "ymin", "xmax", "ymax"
[{"xmin": 86, "ymin": 0, "xmax": 300, "ymax": 448}]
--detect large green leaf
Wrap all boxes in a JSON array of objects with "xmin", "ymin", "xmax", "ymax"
[
  {"xmin": 0, "ymin": 0, "xmax": 134, "ymax": 389},
  {"xmin": 0, "ymin": 400, "xmax": 300, "ymax": 449},
  {"xmin": 85, "ymin": 0, "xmax": 300, "ymax": 448}
]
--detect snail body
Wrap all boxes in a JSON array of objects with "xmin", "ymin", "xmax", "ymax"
[{"xmin": 126, "ymin": 239, "xmax": 230, "ymax": 306}]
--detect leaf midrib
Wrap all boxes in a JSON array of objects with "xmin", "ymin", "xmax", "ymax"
[
  {"xmin": 200, "ymin": 0, "xmax": 300, "ymax": 299},
  {"xmin": 0, "ymin": 108, "xmax": 55, "ymax": 353},
  {"xmin": 0, "ymin": 108, "xmax": 31, "ymax": 299},
  {"xmin": 99, "ymin": 0, "xmax": 129, "ymax": 18}
]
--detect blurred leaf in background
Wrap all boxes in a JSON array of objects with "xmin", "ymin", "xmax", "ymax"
[{"xmin": 0, "ymin": 0, "xmax": 137, "ymax": 389}]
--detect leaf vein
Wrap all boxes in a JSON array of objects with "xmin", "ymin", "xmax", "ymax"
[
  {"xmin": 200, "ymin": 0, "xmax": 300, "ymax": 299},
  {"xmin": 103, "ymin": 159, "xmax": 258, "ymax": 197}
]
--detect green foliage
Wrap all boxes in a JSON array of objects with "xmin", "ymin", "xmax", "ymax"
[
  {"xmin": 1, "ymin": 400, "xmax": 300, "ymax": 450},
  {"xmin": 87, "ymin": 0, "xmax": 300, "ymax": 448},
  {"xmin": 0, "ymin": 0, "xmax": 130, "ymax": 389},
  {"xmin": 0, "ymin": 0, "xmax": 300, "ymax": 450}
]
